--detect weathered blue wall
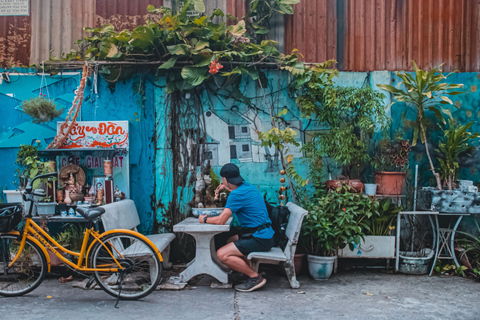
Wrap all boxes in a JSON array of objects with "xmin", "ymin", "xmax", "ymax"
[
  {"xmin": 2, "ymin": 68, "xmax": 479, "ymax": 234},
  {"xmin": 0, "ymin": 70, "xmax": 155, "ymax": 233}
]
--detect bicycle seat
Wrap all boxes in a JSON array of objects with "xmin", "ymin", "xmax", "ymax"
[{"xmin": 76, "ymin": 206, "xmax": 105, "ymax": 221}]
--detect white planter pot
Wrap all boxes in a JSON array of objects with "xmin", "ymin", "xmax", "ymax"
[
  {"xmin": 337, "ymin": 235, "xmax": 396, "ymax": 258},
  {"xmin": 307, "ymin": 255, "xmax": 336, "ymax": 280},
  {"xmin": 3, "ymin": 190, "xmax": 23, "ymax": 203},
  {"xmin": 364, "ymin": 183, "xmax": 377, "ymax": 196}
]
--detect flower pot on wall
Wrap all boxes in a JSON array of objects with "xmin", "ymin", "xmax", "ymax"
[
  {"xmin": 307, "ymin": 255, "xmax": 336, "ymax": 280},
  {"xmin": 3, "ymin": 190, "xmax": 22, "ymax": 203},
  {"xmin": 375, "ymin": 172, "xmax": 406, "ymax": 195}
]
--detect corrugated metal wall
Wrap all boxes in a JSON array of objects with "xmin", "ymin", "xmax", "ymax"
[
  {"xmin": 1, "ymin": 0, "xmax": 480, "ymax": 71},
  {"xmin": 283, "ymin": 0, "xmax": 480, "ymax": 72}
]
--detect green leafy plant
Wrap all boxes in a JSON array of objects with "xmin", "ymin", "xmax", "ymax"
[
  {"xmin": 367, "ymin": 198, "xmax": 401, "ymax": 236},
  {"xmin": 293, "ymin": 64, "xmax": 389, "ymax": 179},
  {"xmin": 377, "ymin": 62, "xmax": 464, "ymax": 190},
  {"xmin": 20, "ymin": 96, "xmax": 63, "ymax": 124},
  {"xmin": 54, "ymin": 224, "xmax": 84, "ymax": 252},
  {"xmin": 301, "ymin": 187, "xmax": 379, "ymax": 256},
  {"xmin": 458, "ymin": 218, "xmax": 480, "ymax": 280},
  {"xmin": 372, "ymin": 138, "xmax": 411, "ymax": 172},
  {"xmin": 433, "ymin": 260, "xmax": 468, "ymax": 276},
  {"xmin": 14, "ymin": 144, "xmax": 55, "ymax": 190},
  {"xmin": 436, "ymin": 120, "xmax": 479, "ymax": 190}
]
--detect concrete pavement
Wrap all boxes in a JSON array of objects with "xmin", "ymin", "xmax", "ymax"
[{"xmin": 1, "ymin": 268, "xmax": 479, "ymax": 320}]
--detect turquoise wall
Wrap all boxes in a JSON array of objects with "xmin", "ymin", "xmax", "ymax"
[{"xmin": 1, "ymin": 68, "xmax": 479, "ymax": 234}]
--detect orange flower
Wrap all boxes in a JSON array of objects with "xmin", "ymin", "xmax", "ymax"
[{"xmin": 209, "ymin": 59, "xmax": 223, "ymax": 74}]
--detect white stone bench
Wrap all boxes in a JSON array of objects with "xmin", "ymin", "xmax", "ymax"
[
  {"xmin": 247, "ymin": 202, "xmax": 308, "ymax": 289},
  {"xmin": 100, "ymin": 199, "xmax": 175, "ymax": 269}
]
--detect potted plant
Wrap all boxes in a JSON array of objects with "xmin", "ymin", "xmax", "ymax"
[
  {"xmin": 20, "ymin": 96, "xmax": 63, "ymax": 124},
  {"xmin": 296, "ymin": 69, "xmax": 390, "ymax": 191},
  {"xmin": 338, "ymin": 198, "xmax": 401, "ymax": 259},
  {"xmin": 436, "ymin": 119, "xmax": 479, "ymax": 190},
  {"xmin": 377, "ymin": 62, "xmax": 463, "ymax": 190},
  {"xmin": 372, "ymin": 137, "xmax": 411, "ymax": 195},
  {"xmin": 301, "ymin": 187, "xmax": 378, "ymax": 280}
]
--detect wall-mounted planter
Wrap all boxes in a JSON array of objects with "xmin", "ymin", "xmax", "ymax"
[
  {"xmin": 3, "ymin": 190, "xmax": 23, "ymax": 203},
  {"xmin": 337, "ymin": 236, "xmax": 395, "ymax": 258}
]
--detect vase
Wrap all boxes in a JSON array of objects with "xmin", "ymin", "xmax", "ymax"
[
  {"xmin": 375, "ymin": 172, "xmax": 406, "ymax": 195},
  {"xmin": 307, "ymin": 255, "xmax": 336, "ymax": 280},
  {"xmin": 64, "ymin": 190, "xmax": 72, "ymax": 205}
]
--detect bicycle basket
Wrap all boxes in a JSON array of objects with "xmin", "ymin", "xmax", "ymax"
[{"xmin": 0, "ymin": 203, "xmax": 23, "ymax": 233}]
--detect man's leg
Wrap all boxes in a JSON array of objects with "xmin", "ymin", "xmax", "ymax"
[{"xmin": 217, "ymin": 243, "xmax": 257, "ymax": 278}]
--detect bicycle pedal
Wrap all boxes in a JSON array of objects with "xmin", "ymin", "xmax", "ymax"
[{"xmin": 85, "ymin": 276, "xmax": 96, "ymax": 289}]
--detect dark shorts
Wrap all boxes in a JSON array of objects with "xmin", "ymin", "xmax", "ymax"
[
  {"xmin": 214, "ymin": 227, "xmax": 274, "ymax": 255},
  {"xmin": 234, "ymin": 236, "xmax": 274, "ymax": 256}
]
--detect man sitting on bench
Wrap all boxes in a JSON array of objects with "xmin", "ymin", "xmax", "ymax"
[{"xmin": 198, "ymin": 163, "xmax": 274, "ymax": 292}]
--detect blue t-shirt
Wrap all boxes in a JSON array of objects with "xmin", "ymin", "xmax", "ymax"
[{"xmin": 225, "ymin": 182, "xmax": 274, "ymax": 239}]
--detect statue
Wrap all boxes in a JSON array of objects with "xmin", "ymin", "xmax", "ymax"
[{"xmin": 59, "ymin": 164, "xmax": 86, "ymax": 202}]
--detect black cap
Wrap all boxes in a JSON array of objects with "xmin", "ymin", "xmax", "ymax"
[{"xmin": 220, "ymin": 163, "xmax": 244, "ymax": 185}]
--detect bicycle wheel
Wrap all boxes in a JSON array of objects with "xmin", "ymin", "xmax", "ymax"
[
  {"xmin": 91, "ymin": 232, "xmax": 162, "ymax": 300},
  {"xmin": 0, "ymin": 234, "xmax": 47, "ymax": 296}
]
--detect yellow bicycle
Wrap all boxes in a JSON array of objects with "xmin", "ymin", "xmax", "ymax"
[{"xmin": 0, "ymin": 172, "xmax": 163, "ymax": 300}]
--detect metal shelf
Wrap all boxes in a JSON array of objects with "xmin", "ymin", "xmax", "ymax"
[{"xmin": 38, "ymin": 148, "xmax": 126, "ymax": 158}]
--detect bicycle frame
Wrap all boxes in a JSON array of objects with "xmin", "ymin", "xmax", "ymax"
[{"xmin": 7, "ymin": 218, "xmax": 124, "ymax": 273}]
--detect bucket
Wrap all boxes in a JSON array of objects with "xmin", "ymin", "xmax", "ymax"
[{"xmin": 364, "ymin": 183, "xmax": 377, "ymax": 196}]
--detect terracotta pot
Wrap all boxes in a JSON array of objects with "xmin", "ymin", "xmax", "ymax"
[
  {"xmin": 294, "ymin": 253, "xmax": 306, "ymax": 275},
  {"xmin": 375, "ymin": 172, "xmax": 406, "ymax": 195},
  {"xmin": 347, "ymin": 180, "xmax": 364, "ymax": 193},
  {"xmin": 325, "ymin": 180, "xmax": 364, "ymax": 193}
]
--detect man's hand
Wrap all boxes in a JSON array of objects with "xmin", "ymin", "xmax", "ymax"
[{"xmin": 199, "ymin": 214, "xmax": 206, "ymax": 223}]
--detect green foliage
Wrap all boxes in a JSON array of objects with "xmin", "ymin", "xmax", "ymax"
[
  {"xmin": 433, "ymin": 260, "xmax": 468, "ymax": 276},
  {"xmin": 436, "ymin": 120, "xmax": 480, "ymax": 190},
  {"xmin": 377, "ymin": 62, "xmax": 463, "ymax": 147},
  {"xmin": 209, "ymin": 168, "xmax": 220, "ymax": 190},
  {"xmin": 14, "ymin": 144, "xmax": 53, "ymax": 189},
  {"xmin": 55, "ymin": 224, "xmax": 85, "ymax": 252},
  {"xmin": 301, "ymin": 188, "xmax": 379, "ymax": 256},
  {"xmin": 60, "ymin": 2, "xmax": 303, "ymax": 95},
  {"xmin": 294, "ymin": 66, "xmax": 389, "ymax": 178},
  {"xmin": 458, "ymin": 218, "xmax": 480, "ymax": 280},
  {"xmin": 367, "ymin": 197, "xmax": 401, "ymax": 236},
  {"xmin": 372, "ymin": 138, "xmax": 411, "ymax": 172},
  {"xmin": 243, "ymin": 0, "xmax": 300, "ymax": 41},
  {"xmin": 20, "ymin": 97, "xmax": 63, "ymax": 124}
]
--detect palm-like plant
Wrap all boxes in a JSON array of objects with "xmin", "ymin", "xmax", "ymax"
[
  {"xmin": 436, "ymin": 120, "xmax": 479, "ymax": 190},
  {"xmin": 377, "ymin": 62, "xmax": 463, "ymax": 190}
]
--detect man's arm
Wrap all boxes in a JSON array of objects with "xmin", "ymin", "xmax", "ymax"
[{"xmin": 199, "ymin": 208, "xmax": 232, "ymax": 225}]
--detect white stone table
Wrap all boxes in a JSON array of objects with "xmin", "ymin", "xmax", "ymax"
[{"xmin": 173, "ymin": 217, "xmax": 231, "ymax": 284}]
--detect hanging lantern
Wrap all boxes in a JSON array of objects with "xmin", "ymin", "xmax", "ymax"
[
  {"xmin": 280, "ymin": 170, "xmax": 286, "ymax": 175},
  {"xmin": 280, "ymin": 178, "xmax": 286, "ymax": 183},
  {"xmin": 279, "ymin": 195, "xmax": 285, "ymax": 200},
  {"xmin": 279, "ymin": 186, "xmax": 286, "ymax": 192}
]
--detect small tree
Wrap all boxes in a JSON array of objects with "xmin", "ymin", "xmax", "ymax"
[{"xmin": 377, "ymin": 62, "xmax": 463, "ymax": 190}]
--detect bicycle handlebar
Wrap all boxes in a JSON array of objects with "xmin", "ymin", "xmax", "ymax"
[{"xmin": 25, "ymin": 172, "xmax": 58, "ymax": 191}]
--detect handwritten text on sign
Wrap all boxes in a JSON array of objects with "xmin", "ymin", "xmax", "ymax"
[
  {"xmin": 0, "ymin": 0, "xmax": 29, "ymax": 16},
  {"xmin": 57, "ymin": 121, "xmax": 129, "ymax": 149}
]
